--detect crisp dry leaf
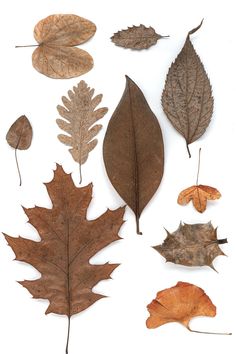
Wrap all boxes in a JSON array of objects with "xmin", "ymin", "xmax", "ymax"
[
  {"xmin": 103, "ymin": 76, "xmax": 164, "ymax": 234},
  {"xmin": 57, "ymin": 80, "xmax": 108, "ymax": 184},
  {"xmin": 146, "ymin": 282, "xmax": 217, "ymax": 332},
  {"xmin": 154, "ymin": 222, "xmax": 227, "ymax": 270},
  {"xmin": 178, "ymin": 185, "xmax": 221, "ymax": 212},
  {"xmin": 162, "ymin": 20, "xmax": 213, "ymax": 157},
  {"xmin": 111, "ymin": 25, "xmax": 168, "ymax": 50},
  {"xmin": 4, "ymin": 164, "xmax": 125, "ymax": 353},
  {"xmin": 17, "ymin": 14, "xmax": 96, "ymax": 79},
  {"xmin": 6, "ymin": 115, "xmax": 32, "ymax": 186}
]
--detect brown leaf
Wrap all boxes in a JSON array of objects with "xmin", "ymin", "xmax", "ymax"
[
  {"xmin": 111, "ymin": 25, "xmax": 168, "ymax": 50},
  {"xmin": 103, "ymin": 76, "xmax": 164, "ymax": 235},
  {"xmin": 4, "ymin": 164, "xmax": 125, "ymax": 352},
  {"xmin": 178, "ymin": 185, "xmax": 221, "ymax": 212},
  {"xmin": 57, "ymin": 80, "xmax": 108, "ymax": 184},
  {"xmin": 146, "ymin": 282, "xmax": 217, "ymax": 332},
  {"xmin": 17, "ymin": 14, "xmax": 96, "ymax": 79},
  {"xmin": 162, "ymin": 20, "xmax": 213, "ymax": 157},
  {"xmin": 154, "ymin": 222, "xmax": 227, "ymax": 270},
  {"xmin": 6, "ymin": 115, "xmax": 32, "ymax": 186}
]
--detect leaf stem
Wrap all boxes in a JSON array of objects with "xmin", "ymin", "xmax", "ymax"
[
  {"xmin": 188, "ymin": 326, "xmax": 232, "ymax": 336},
  {"xmin": 196, "ymin": 148, "xmax": 201, "ymax": 185},
  {"xmin": 65, "ymin": 316, "xmax": 71, "ymax": 354},
  {"xmin": 186, "ymin": 143, "xmax": 191, "ymax": 158},
  {"xmin": 79, "ymin": 164, "xmax": 82, "ymax": 184},
  {"xmin": 15, "ymin": 44, "xmax": 39, "ymax": 48},
  {"xmin": 135, "ymin": 215, "xmax": 142, "ymax": 235},
  {"xmin": 15, "ymin": 148, "xmax": 22, "ymax": 186}
]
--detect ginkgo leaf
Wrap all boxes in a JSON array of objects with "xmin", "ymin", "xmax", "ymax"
[
  {"xmin": 146, "ymin": 282, "xmax": 231, "ymax": 335},
  {"xmin": 154, "ymin": 222, "xmax": 227, "ymax": 270},
  {"xmin": 4, "ymin": 164, "xmax": 125, "ymax": 353},
  {"xmin": 103, "ymin": 76, "xmax": 164, "ymax": 235},
  {"xmin": 162, "ymin": 20, "xmax": 213, "ymax": 157},
  {"xmin": 6, "ymin": 115, "xmax": 32, "ymax": 186},
  {"xmin": 16, "ymin": 14, "xmax": 96, "ymax": 79},
  {"xmin": 111, "ymin": 25, "xmax": 168, "ymax": 50},
  {"xmin": 57, "ymin": 80, "xmax": 108, "ymax": 184},
  {"xmin": 178, "ymin": 185, "xmax": 221, "ymax": 212}
]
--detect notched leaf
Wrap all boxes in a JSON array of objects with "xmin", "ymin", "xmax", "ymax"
[
  {"xmin": 103, "ymin": 76, "xmax": 164, "ymax": 235},
  {"xmin": 162, "ymin": 20, "xmax": 213, "ymax": 157},
  {"xmin": 154, "ymin": 222, "xmax": 227, "ymax": 270},
  {"xmin": 16, "ymin": 14, "xmax": 96, "ymax": 79},
  {"xmin": 57, "ymin": 80, "xmax": 108, "ymax": 184},
  {"xmin": 111, "ymin": 25, "xmax": 168, "ymax": 50}
]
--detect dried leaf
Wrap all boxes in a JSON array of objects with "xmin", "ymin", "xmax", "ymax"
[
  {"xmin": 111, "ymin": 25, "xmax": 168, "ymax": 50},
  {"xmin": 17, "ymin": 14, "xmax": 96, "ymax": 79},
  {"xmin": 178, "ymin": 185, "xmax": 221, "ymax": 213},
  {"xmin": 146, "ymin": 282, "xmax": 218, "ymax": 333},
  {"xmin": 154, "ymin": 222, "xmax": 227, "ymax": 270},
  {"xmin": 57, "ymin": 80, "xmax": 108, "ymax": 184},
  {"xmin": 103, "ymin": 76, "xmax": 164, "ymax": 234},
  {"xmin": 162, "ymin": 20, "xmax": 213, "ymax": 157},
  {"xmin": 6, "ymin": 115, "xmax": 32, "ymax": 186},
  {"xmin": 4, "ymin": 164, "xmax": 125, "ymax": 353}
]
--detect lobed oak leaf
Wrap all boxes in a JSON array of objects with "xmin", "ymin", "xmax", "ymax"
[
  {"xmin": 16, "ymin": 14, "xmax": 96, "ymax": 79},
  {"xmin": 154, "ymin": 222, "xmax": 227, "ymax": 270},
  {"xmin": 4, "ymin": 164, "xmax": 125, "ymax": 353},
  {"xmin": 178, "ymin": 184, "xmax": 221, "ymax": 213},
  {"xmin": 111, "ymin": 24, "xmax": 168, "ymax": 50}
]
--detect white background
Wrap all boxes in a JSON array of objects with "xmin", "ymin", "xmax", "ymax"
[{"xmin": 0, "ymin": 0, "xmax": 235, "ymax": 353}]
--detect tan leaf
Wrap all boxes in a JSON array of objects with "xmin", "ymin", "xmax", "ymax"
[
  {"xmin": 57, "ymin": 80, "xmax": 108, "ymax": 184},
  {"xmin": 162, "ymin": 20, "xmax": 213, "ymax": 157},
  {"xmin": 6, "ymin": 115, "xmax": 33, "ymax": 186},
  {"xmin": 111, "ymin": 25, "xmax": 168, "ymax": 50},
  {"xmin": 103, "ymin": 76, "xmax": 164, "ymax": 235},
  {"xmin": 4, "ymin": 164, "xmax": 125, "ymax": 352},
  {"xmin": 178, "ymin": 184, "xmax": 221, "ymax": 212},
  {"xmin": 17, "ymin": 14, "xmax": 96, "ymax": 79},
  {"xmin": 146, "ymin": 282, "xmax": 217, "ymax": 332},
  {"xmin": 154, "ymin": 222, "xmax": 227, "ymax": 270}
]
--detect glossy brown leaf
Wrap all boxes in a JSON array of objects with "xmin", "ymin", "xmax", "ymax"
[
  {"xmin": 6, "ymin": 115, "xmax": 32, "ymax": 186},
  {"xmin": 154, "ymin": 222, "xmax": 227, "ymax": 270},
  {"xmin": 178, "ymin": 185, "xmax": 221, "ymax": 212},
  {"xmin": 17, "ymin": 14, "xmax": 96, "ymax": 79},
  {"xmin": 4, "ymin": 164, "xmax": 125, "ymax": 353},
  {"xmin": 162, "ymin": 20, "xmax": 213, "ymax": 157},
  {"xmin": 57, "ymin": 80, "xmax": 108, "ymax": 184},
  {"xmin": 111, "ymin": 25, "xmax": 168, "ymax": 50},
  {"xmin": 103, "ymin": 76, "xmax": 164, "ymax": 235},
  {"xmin": 146, "ymin": 282, "xmax": 218, "ymax": 333}
]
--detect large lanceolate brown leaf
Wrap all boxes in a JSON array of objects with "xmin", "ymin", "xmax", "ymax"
[
  {"xmin": 17, "ymin": 14, "xmax": 96, "ymax": 79},
  {"xmin": 4, "ymin": 165, "xmax": 125, "ymax": 353},
  {"xmin": 154, "ymin": 222, "xmax": 227, "ymax": 270},
  {"xmin": 6, "ymin": 115, "xmax": 33, "ymax": 186},
  {"xmin": 111, "ymin": 25, "xmax": 168, "ymax": 50},
  {"xmin": 57, "ymin": 81, "xmax": 108, "ymax": 184},
  {"xmin": 162, "ymin": 21, "xmax": 213, "ymax": 157},
  {"xmin": 103, "ymin": 76, "xmax": 164, "ymax": 235}
]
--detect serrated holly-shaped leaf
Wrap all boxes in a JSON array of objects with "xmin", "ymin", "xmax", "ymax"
[
  {"xmin": 154, "ymin": 222, "xmax": 227, "ymax": 271},
  {"xmin": 4, "ymin": 164, "xmax": 125, "ymax": 353},
  {"xmin": 111, "ymin": 24, "xmax": 168, "ymax": 50},
  {"xmin": 162, "ymin": 20, "xmax": 213, "ymax": 157},
  {"xmin": 57, "ymin": 80, "xmax": 108, "ymax": 184}
]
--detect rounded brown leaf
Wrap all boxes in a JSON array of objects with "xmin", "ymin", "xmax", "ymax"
[
  {"xmin": 34, "ymin": 14, "xmax": 96, "ymax": 46},
  {"xmin": 146, "ymin": 282, "xmax": 216, "ymax": 330},
  {"xmin": 32, "ymin": 46, "xmax": 93, "ymax": 79},
  {"xmin": 6, "ymin": 115, "xmax": 32, "ymax": 150}
]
